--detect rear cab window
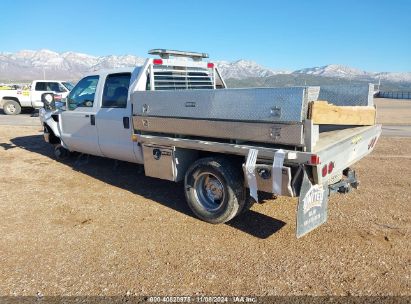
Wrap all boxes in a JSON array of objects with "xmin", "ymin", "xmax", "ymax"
[{"xmin": 102, "ymin": 73, "xmax": 131, "ymax": 108}]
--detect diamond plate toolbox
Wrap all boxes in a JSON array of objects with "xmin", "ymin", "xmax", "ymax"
[
  {"xmin": 132, "ymin": 87, "xmax": 320, "ymax": 123},
  {"xmin": 318, "ymin": 84, "xmax": 374, "ymax": 106}
]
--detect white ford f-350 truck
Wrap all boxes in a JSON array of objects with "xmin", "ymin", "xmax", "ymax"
[
  {"xmin": 0, "ymin": 80, "xmax": 73, "ymax": 115},
  {"xmin": 39, "ymin": 49, "xmax": 381, "ymax": 237}
]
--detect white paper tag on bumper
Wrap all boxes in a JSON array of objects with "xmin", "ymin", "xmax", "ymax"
[
  {"xmin": 272, "ymin": 149, "xmax": 285, "ymax": 195},
  {"xmin": 245, "ymin": 149, "xmax": 258, "ymax": 202}
]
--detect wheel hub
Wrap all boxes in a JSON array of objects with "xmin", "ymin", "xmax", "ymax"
[
  {"xmin": 194, "ymin": 173, "xmax": 225, "ymax": 212},
  {"xmin": 7, "ymin": 104, "xmax": 16, "ymax": 113},
  {"xmin": 205, "ymin": 177, "xmax": 224, "ymax": 201}
]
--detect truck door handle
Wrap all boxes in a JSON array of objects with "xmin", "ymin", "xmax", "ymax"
[
  {"xmin": 90, "ymin": 115, "xmax": 95, "ymax": 125},
  {"xmin": 123, "ymin": 117, "xmax": 130, "ymax": 129}
]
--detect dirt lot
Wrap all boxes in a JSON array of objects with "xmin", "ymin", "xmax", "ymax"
[
  {"xmin": 375, "ymin": 98, "xmax": 411, "ymax": 125},
  {"xmin": 0, "ymin": 101, "xmax": 410, "ymax": 297}
]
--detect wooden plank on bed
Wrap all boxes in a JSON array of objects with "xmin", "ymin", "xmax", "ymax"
[{"xmin": 309, "ymin": 101, "xmax": 376, "ymax": 125}]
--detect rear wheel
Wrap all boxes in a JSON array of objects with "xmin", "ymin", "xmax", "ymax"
[
  {"xmin": 184, "ymin": 157, "xmax": 246, "ymax": 224},
  {"xmin": 3, "ymin": 100, "xmax": 21, "ymax": 115}
]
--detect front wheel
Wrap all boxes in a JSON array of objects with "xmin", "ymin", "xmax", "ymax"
[
  {"xmin": 184, "ymin": 157, "xmax": 246, "ymax": 224},
  {"xmin": 3, "ymin": 100, "xmax": 21, "ymax": 115},
  {"xmin": 54, "ymin": 144, "xmax": 70, "ymax": 160}
]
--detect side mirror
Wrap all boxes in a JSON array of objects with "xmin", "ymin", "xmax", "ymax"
[
  {"xmin": 41, "ymin": 92, "xmax": 55, "ymax": 110},
  {"xmin": 41, "ymin": 93, "xmax": 65, "ymax": 110}
]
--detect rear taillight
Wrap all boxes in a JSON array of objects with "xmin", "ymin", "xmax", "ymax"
[
  {"xmin": 322, "ymin": 161, "xmax": 334, "ymax": 177},
  {"xmin": 153, "ymin": 59, "xmax": 163, "ymax": 65},
  {"xmin": 328, "ymin": 161, "xmax": 334, "ymax": 174},
  {"xmin": 310, "ymin": 155, "xmax": 320, "ymax": 165},
  {"xmin": 322, "ymin": 165, "xmax": 328, "ymax": 177},
  {"xmin": 207, "ymin": 62, "xmax": 214, "ymax": 69}
]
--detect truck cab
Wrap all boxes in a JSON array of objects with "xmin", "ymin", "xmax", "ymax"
[
  {"xmin": 58, "ymin": 68, "xmax": 138, "ymax": 162},
  {"xmin": 41, "ymin": 49, "xmax": 225, "ymax": 164}
]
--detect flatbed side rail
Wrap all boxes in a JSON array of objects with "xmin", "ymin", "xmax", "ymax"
[
  {"xmin": 136, "ymin": 134, "xmax": 316, "ymax": 166},
  {"xmin": 313, "ymin": 124, "xmax": 382, "ymax": 184}
]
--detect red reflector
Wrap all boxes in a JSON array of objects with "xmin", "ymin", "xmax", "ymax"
[
  {"xmin": 153, "ymin": 59, "xmax": 163, "ymax": 65},
  {"xmin": 310, "ymin": 155, "xmax": 320, "ymax": 165},
  {"xmin": 207, "ymin": 62, "xmax": 214, "ymax": 68},
  {"xmin": 328, "ymin": 161, "xmax": 334, "ymax": 174},
  {"xmin": 322, "ymin": 165, "xmax": 328, "ymax": 177}
]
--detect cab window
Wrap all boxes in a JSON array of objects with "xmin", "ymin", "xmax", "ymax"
[
  {"xmin": 35, "ymin": 82, "xmax": 47, "ymax": 91},
  {"xmin": 35, "ymin": 82, "xmax": 67, "ymax": 92},
  {"xmin": 102, "ymin": 73, "xmax": 131, "ymax": 108},
  {"xmin": 46, "ymin": 82, "xmax": 67, "ymax": 93},
  {"xmin": 63, "ymin": 82, "xmax": 74, "ymax": 91},
  {"xmin": 67, "ymin": 76, "xmax": 99, "ymax": 110}
]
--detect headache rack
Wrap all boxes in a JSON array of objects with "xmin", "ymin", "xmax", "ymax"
[
  {"xmin": 148, "ymin": 49, "xmax": 216, "ymax": 90},
  {"xmin": 151, "ymin": 65, "xmax": 214, "ymax": 90}
]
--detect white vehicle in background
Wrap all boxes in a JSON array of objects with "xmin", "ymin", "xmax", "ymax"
[{"xmin": 0, "ymin": 80, "xmax": 73, "ymax": 115}]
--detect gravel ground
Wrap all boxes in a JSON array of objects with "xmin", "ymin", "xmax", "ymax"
[
  {"xmin": 375, "ymin": 98, "xmax": 411, "ymax": 125},
  {"xmin": 0, "ymin": 109, "xmax": 41, "ymax": 126},
  {"xmin": 0, "ymin": 125, "xmax": 410, "ymax": 296}
]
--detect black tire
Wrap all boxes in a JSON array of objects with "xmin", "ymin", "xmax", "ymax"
[
  {"xmin": 184, "ymin": 157, "xmax": 246, "ymax": 224},
  {"xmin": 54, "ymin": 144, "xmax": 70, "ymax": 160},
  {"xmin": 3, "ymin": 100, "xmax": 21, "ymax": 115}
]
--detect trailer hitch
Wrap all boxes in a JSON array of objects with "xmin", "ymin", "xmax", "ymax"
[{"xmin": 329, "ymin": 168, "xmax": 359, "ymax": 194}]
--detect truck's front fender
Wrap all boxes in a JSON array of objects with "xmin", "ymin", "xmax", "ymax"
[{"xmin": 39, "ymin": 108, "xmax": 67, "ymax": 148}]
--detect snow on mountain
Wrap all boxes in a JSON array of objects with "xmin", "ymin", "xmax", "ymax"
[
  {"xmin": 0, "ymin": 49, "xmax": 141, "ymax": 80},
  {"xmin": 0, "ymin": 49, "xmax": 283, "ymax": 81},
  {"xmin": 91, "ymin": 55, "xmax": 145, "ymax": 70},
  {"xmin": 293, "ymin": 64, "xmax": 411, "ymax": 83},
  {"xmin": 0, "ymin": 49, "xmax": 410, "ymax": 83},
  {"xmin": 375, "ymin": 71, "xmax": 411, "ymax": 83},
  {"xmin": 293, "ymin": 64, "xmax": 370, "ymax": 79},
  {"xmin": 215, "ymin": 60, "xmax": 286, "ymax": 79}
]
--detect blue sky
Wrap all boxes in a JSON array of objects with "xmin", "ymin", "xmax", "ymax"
[{"xmin": 1, "ymin": 0, "xmax": 410, "ymax": 72}]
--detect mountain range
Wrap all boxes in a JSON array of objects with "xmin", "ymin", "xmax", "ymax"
[{"xmin": 1, "ymin": 49, "xmax": 411, "ymax": 85}]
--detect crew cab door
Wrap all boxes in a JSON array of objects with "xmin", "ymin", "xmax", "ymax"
[
  {"xmin": 59, "ymin": 75, "xmax": 102, "ymax": 156},
  {"xmin": 95, "ymin": 72, "xmax": 138, "ymax": 163}
]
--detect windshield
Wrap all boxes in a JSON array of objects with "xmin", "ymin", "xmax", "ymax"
[
  {"xmin": 62, "ymin": 82, "xmax": 74, "ymax": 91},
  {"xmin": 67, "ymin": 76, "xmax": 99, "ymax": 110}
]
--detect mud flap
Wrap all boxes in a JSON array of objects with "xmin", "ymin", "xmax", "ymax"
[{"xmin": 296, "ymin": 169, "xmax": 329, "ymax": 238}]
